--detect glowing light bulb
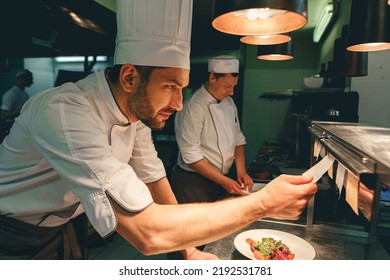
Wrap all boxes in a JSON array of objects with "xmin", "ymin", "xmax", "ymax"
[
  {"xmin": 233, "ymin": 8, "xmax": 286, "ymax": 20},
  {"xmin": 364, "ymin": 42, "xmax": 386, "ymax": 47}
]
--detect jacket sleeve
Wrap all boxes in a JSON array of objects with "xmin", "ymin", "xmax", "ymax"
[{"xmin": 174, "ymin": 100, "xmax": 205, "ymax": 164}]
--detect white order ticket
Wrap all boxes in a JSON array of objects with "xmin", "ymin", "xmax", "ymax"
[{"xmin": 302, "ymin": 154, "xmax": 335, "ymax": 182}]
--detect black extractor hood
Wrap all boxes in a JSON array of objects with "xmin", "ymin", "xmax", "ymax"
[
  {"xmin": 0, "ymin": 0, "xmax": 240, "ymax": 58},
  {"xmin": 0, "ymin": 0, "xmax": 117, "ymax": 57}
]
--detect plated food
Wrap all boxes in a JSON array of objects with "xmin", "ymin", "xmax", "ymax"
[
  {"xmin": 234, "ymin": 229, "xmax": 316, "ymax": 260},
  {"xmin": 246, "ymin": 237, "xmax": 295, "ymax": 260}
]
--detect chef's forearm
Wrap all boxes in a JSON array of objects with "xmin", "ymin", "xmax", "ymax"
[
  {"xmin": 189, "ymin": 159, "xmax": 227, "ymax": 185},
  {"xmin": 146, "ymin": 177, "xmax": 202, "ymax": 259},
  {"xmin": 113, "ymin": 195, "xmax": 257, "ymax": 255},
  {"xmin": 114, "ymin": 174, "xmax": 317, "ymax": 255},
  {"xmin": 234, "ymin": 145, "xmax": 247, "ymax": 176},
  {"xmin": 146, "ymin": 177, "xmax": 178, "ymax": 205}
]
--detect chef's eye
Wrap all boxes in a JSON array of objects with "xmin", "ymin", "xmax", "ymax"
[{"xmin": 164, "ymin": 84, "xmax": 178, "ymax": 91}]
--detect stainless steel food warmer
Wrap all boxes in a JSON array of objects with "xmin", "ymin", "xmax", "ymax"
[{"xmin": 306, "ymin": 121, "xmax": 390, "ymax": 238}]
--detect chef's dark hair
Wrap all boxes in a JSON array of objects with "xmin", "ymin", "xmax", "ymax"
[
  {"xmin": 107, "ymin": 64, "xmax": 157, "ymax": 84},
  {"xmin": 214, "ymin": 72, "xmax": 239, "ymax": 79}
]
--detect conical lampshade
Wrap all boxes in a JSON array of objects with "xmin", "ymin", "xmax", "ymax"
[
  {"xmin": 334, "ymin": 25, "xmax": 368, "ymax": 77},
  {"xmin": 257, "ymin": 37, "xmax": 294, "ymax": 61},
  {"xmin": 212, "ymin": 0, "xmax": 308, "ymax": 36},
  {"xmin": 240, "ymin": 33, "xmax": 292, "ymax": 45},
  {"xmin": 347, "ymin": 0, "xmax": 390, "ymax": 52}
]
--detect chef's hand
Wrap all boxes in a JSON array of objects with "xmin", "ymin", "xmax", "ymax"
[
  {"xmin": 237, "ymin": 172, "xmax": 254, "ymax": 192},
  {"xmin": 221, "ymin": 177, "xmax": 249, "ymax": 196},
  {"xmin": 184, "ymin": 248, "xmax": 220, "ymax": 260},
  {"xmin": 254, "ymin": 174, "xmax": 317, "ymax": 220}
]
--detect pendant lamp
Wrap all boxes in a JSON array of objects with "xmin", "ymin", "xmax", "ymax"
[
  {"xmin": 240, "ymin": 33, "xmax": 292, "ymax": 45},
  {"xmin": 347, "ymin": 0, "xmax": 390, "ymax": 52},
  {"xmin": 257, "ymin": 34, "xmax": 294, "ymax": 60},
  {"xmin": 334, "ymin": 25, "xmax": 368, "ymax": 77},
  {"xmin": 212, "ymin": 0, "xmax": 308, "ymax": 36}
]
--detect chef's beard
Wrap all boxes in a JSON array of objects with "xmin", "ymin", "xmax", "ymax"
[{"xmin": 127, "ymin": 79, "xmax": 167, "ymax": 130}]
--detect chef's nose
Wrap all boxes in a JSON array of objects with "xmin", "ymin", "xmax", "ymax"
[{"xmin": 170, "ymin": 90, "xmax": 183, "ymax": 111}]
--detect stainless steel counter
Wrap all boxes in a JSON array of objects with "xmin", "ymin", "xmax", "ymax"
[
  {"xmin": 203, "ymin": 220, "xmax": 389, "ymax": 260},
  {"xmin": 309, "ymin": 122, "xmax": 390, "ymax": 177}
]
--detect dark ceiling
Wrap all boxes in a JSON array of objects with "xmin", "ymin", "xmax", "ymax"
[
  {"xmin": 0, "ymin": 0, "xmax": 325, "ymax": 58},
  {"xmin": 0, "ymin": 0, "xmax": 116, "ymax": 57}
]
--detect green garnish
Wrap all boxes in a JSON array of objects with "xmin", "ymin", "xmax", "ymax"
[{"xmin": 253, "ymin": 237, "xmax": 283, "ymax": 257}]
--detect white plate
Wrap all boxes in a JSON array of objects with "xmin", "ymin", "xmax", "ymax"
[{"xmin": 234, "ymin": 229, "xmax": 316, "ymax": 260}]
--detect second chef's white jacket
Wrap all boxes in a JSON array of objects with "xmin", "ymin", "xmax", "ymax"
[{"xmin": 175, "ymin": 84, "xmax": 246, "ymax": 175}]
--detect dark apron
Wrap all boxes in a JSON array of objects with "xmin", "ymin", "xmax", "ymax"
[
  {"xmin": 170, "ymin": 165, "xmax": 229, "ymax": 203},
  {"xmin": 0, "ymin": 215, "xmax": 82, "ymax": 260}
]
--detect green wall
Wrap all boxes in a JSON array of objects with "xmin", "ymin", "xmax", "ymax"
[
  {"xmin": 239, "ymin": 0, "xmax": 353, "ymax": 166},
  {"xmin": 241, "ymin": 40, "xmax": 318, "ymax": 164}
]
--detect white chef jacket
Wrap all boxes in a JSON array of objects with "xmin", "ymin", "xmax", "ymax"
[
  {"xmin": 175, "ymin": 84, "xmax": 246, "ymax": 175},
  {"xmin": 0, "ymin": 71, "xmax": 165, "ymax": 237}
]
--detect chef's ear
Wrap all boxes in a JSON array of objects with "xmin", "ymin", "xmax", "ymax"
[
  {"xmin": 120, "ymin": 64, "xmax": 138, "ymax": 93},
  {"xmin": 209, "ymin": 72, "xmax": 217, "ymax": 83}
]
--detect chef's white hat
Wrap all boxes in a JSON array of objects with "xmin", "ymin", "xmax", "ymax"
[
  {"xmin": 208, "ymin": 56, "xmax": 239, "ymax": 73},
  {"xmin": 114, "ymin": 0, "xmax": 193, "ymax": 69}
]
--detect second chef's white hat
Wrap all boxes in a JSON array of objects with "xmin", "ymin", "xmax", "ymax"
[
  {"xmin": 208, "ymin": 55, "xmax": 239, "ymax": 73},
  {"xmin": 114, "ymin": 0, "xmax": 193, "ymax": 69}
]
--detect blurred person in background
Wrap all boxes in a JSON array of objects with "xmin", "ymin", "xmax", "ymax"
[{"xmin": 0, "ymin": 69, "xmax": 33, "ymax": 138}]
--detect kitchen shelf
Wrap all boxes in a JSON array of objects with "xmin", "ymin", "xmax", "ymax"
[{"xmin": 258, "ymin": 91, "xmax": 300, "ymax": 99}]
